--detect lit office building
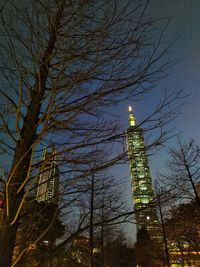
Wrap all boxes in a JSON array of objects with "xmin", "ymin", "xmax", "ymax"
[
  {"xmin": 36, "ymin": 148, "xmax": 59, "ymax": 205},
  {"xmin": 126, "ymin": 106, "xmax": 160, "ymax": 241}
]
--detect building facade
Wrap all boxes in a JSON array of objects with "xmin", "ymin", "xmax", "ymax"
[
  {"xmin": 126, "ymin": 106, "xmax": 160, "ymax": 241},
  {"xmin": 36, "ymin": 148, "xmax": 59, "ymax": 205}
]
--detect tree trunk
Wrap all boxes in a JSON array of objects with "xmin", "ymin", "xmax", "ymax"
[
  {"xmin": 0, "ymin": 2, "xmax": 65, "ymax": 265},
  {"xmin": 89, "ymin": 173, "xmax": 94, "ymax": 267},
  {"xmin": 0, "ymin": 90, "xmax": 44, "ymax": 267}
]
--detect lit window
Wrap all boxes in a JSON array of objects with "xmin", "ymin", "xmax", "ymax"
[{"xmin": 141, "ymin": 197, "xmax": 149, "ymax": 204}]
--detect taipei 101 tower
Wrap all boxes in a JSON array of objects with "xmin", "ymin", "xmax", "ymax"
[{"xmin": 126, "ymin": 106, "xmax": 161, "ymax": 241}]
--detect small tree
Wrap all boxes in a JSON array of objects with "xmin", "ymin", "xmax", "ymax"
[
  {"xmin": 105, "ymin": 234, "xmax": 135, "ymax": 267},
  {"xmin": 13, "ymin": 200, "xmax": 65, "ymax": 267},
  {"xmin": 134, "ymin": 227, "xmax": 164, "ymax": 267},
  {"xmin": 161, "ymin": 139, "xmax": 200, "ymax": 206},
  {"xmin": 69, "ymin": 170, "xmax": 126, "ymax": 267},
  {"xmin": 165, "ymin": 201, "xmax": 200, "ymax": 266}
]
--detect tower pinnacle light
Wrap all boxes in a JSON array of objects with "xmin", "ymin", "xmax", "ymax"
[{"xmin": 128, "ymin": 105, "xmax": 136, "ymax": 127}]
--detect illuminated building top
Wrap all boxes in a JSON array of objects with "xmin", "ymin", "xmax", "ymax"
[{"xmin": 128, "ymin": 106, "xmax": 136, "ymax": 127}]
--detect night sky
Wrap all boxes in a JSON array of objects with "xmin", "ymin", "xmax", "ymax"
[
  {"xmin": 120, "ymin": 0, "xmax": 200, "ymax": 242},
  {"xmin": 2, "ymin": 1, "xmax": 199, "ymax": 181},
  {"xmin": 119, "ymin": 0, "xmax": 200, "ymax": 176},
  {"xmin": 149, "ymin": 0, "xmax": 200, "ymax": 143},
  {"xmin": 1, "ymin": 0, "xmax": 200, "ymax": 243}
]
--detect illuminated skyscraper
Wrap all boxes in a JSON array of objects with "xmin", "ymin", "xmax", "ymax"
[
  {"xmin": 126, "ymin": 106, "xmax": 160, "ymax": 241},
  {"xmin": 36, "ymin": 148, "xmax": 59, "ymax": 205}
]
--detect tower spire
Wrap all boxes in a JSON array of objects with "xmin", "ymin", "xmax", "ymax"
[{"xmin": 128, "ymin": 105, "xmax": 136, "ymax": 127}]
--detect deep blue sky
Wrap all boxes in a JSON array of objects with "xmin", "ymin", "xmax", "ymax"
[
  {"xmin": 120, "ymin": 0, "xmax": 200, "ymax": 175},
  {"xmin": 149, "ymin": 0, "xmax": 200, "ymax": 141},
  {"xmin": 119, "ymin": 0, "xmax": 200, "ymax": 242}
]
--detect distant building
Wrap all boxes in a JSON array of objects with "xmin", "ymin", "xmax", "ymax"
[
  {"xmin": 126, "ymin": 106, "xmax": 161, "ymax": 242},
  {"xmin": 12, "ymin": 148, "xmax": 60, "ymax": 265},
  {"xmin": 36, "ymin": 148, "xmax": 59, "ymax": 205}
]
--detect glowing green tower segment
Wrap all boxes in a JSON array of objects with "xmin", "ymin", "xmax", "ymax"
[{"xmin": 126, "ymin": 106, "xmax": 160, "ymax": 241}]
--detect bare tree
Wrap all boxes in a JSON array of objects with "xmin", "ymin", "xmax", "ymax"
[
  {"xmin": 134, "ymin": 227, "xmax": 165, "ymax": 267},
  {"xmin": 0, "ymin": 0, "xmax": 183, "ymax": 266},
  {"xmin": 160, "ymin": 139, "xmax": 200, "ymax": 206},
  {"xmin": 155, "ymin": 183, "xmax": 171, "ymax": 267},
  {"xmin": 156, "ymin": 139, "xmax": 200, "ymax": 266},
  {"xmin": 68, "ymin": 170, "xmax": 126, "ymax": 267},
  {"xmin": 165, "ymin": 201, "xmax": 200, "ymax": 267}
]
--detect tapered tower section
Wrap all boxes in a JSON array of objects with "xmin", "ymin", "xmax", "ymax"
[{"xmin": 126, "ymin": 106, "xmax": 160, "ymax": 241}]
